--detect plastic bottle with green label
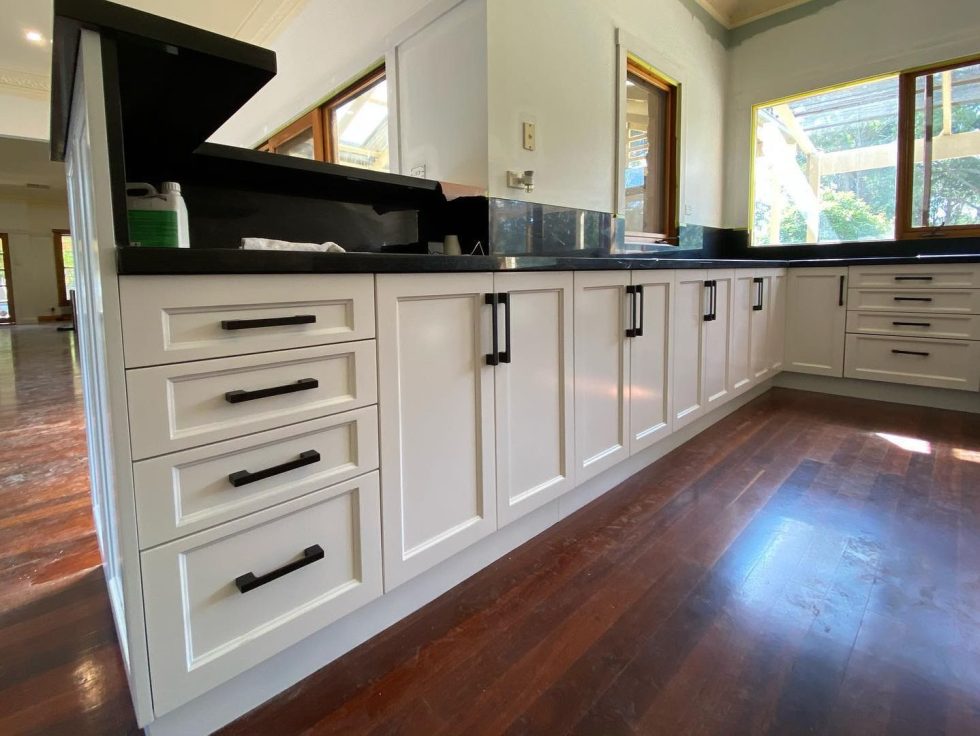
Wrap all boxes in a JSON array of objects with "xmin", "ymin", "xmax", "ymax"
[{"xmin": 126, "ymin": 182, "xmax": 190, "ymax": 248}]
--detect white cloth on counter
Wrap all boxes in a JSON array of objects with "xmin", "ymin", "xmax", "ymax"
[{"xmin": 241, "ymin": 238, "xmax": 346, "ymax": 253}]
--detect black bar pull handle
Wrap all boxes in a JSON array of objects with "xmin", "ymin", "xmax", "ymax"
[
  {"xmin": 225, "ymin": 378, "xmax": 318, "ymax": 404},
  {"xmin": 235, "ymin": 545, "xmax": 324, "ymax": 594},
  {"xmin": 635, "ymin": 284, "xmax": 645, "ymax": 337},
  {"xmin": 703, "ymin": 281, "xmax": 715, "ymax": 322},
  {"xmin": 485, "ymin": 293, "xmax": 500, "ymax": 365},
  {"xmin": 625, "ymin": 285, "xmax": 637, "ymax": 338},
  {"xmin": 893, "ymin": 296, "xmax": 933, "ymax": 302},
  {"xmin": 838, "ymin": 275, "xmax": 846, "ymax": 307},
  {"xmin": 228, "ymin": 450, "xmax": 321, "ymax": 488},
  {"xmin": 711, "ymin": 281, "xmax": 718, "ymax": 321},
  {"xmin": 753, "ymin": 277, "xmax": 764, "ymax": 311},
  {"xmin": 894, "ymin": 276, "xmax": 933, "ymax": 281},
  {"xmin": 891, "ymin": 349, "xmax": 930, "ymax": 357},
  {"xmin": 892, "ymin": 321, "xmax": 932, "ymax": 327},
  {"xmin": 499, "ymin": 292, "xmax": 512, "ymax": 363},
  {"xmin": 221, "ymin": 315, "xmax": 317, "ymax": 331}
]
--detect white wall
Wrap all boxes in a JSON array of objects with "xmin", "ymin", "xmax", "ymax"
[
  {"xmin": 487, "ymin": 0, "xmax": 728, "ymax": 223},
  {"xmin": 0, "ymin": 191, "xmax": 70, "ymax": 323},
  {"xmin": 723, "ymin": 0, "xmax": 980, "ymax": 228},
  {"xmin": 0, "ymin": 94, "xmax": 49, "ymax": 142}
]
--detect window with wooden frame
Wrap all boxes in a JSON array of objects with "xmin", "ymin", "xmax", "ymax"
[
  {"xmin": 257, "ymin": 65, "xmax": 389, "ymax": 173},
  {"xmin": 623, "ymin": 57, "xmax": 679, "ymax": 243},
  {"xmin": 0, "ymin": 232, "xmax": 14, "ymax": 324},
  {"xmin": 53, "ymin": 229, "xmax": 75, "ymax": 308}
]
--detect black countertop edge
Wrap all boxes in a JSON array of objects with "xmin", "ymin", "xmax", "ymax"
[{"xmin": 115, "ymin": 248, "xmax": 980, "ymax": 275}]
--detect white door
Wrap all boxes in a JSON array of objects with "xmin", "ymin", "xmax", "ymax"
[
  {"xmin": 672, "ymin": 270, "xmax": 708, "ymax": 430},
  {"xmin": 785, "ymin": 267, "xmax": 847, "ymax": 377},
  {"xmin": 769, "ymin": 269, "xmax": 787, "ymax": 373},
  {"xmin": 629, "ymin": 270, "xmax": 673, "ymax": 454},
  {"xmin": 494, "ymin": 272, "xmax": 575, "ymax": 527},
  {"xmin": 376, "ymin": 273, "xmax": 497, "ymax": 590},
  {"xmin": 702, "ymin": 269, "xmax": 733, "ymax": 411},
  {"xmin": 729, "ymin": 270, "xmax": 755, "ymax": 395},
  {"xmin": 574, "ymin": 271, "xmax": 630, "ymax": 482},
  {"xmin": 750, "ymin": 271, "xmax": 772, "ymax": 382}
]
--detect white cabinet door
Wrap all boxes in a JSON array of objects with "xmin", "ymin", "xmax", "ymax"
[
  {"xmin": 729, "ymin": 271, "xmax": 755, "ymax": 395},
  {"xmin": 574, "ymin": 271, "xmax": 630, "ymax": 482},
  {"xmin": 672, "ymin": 270, "xmax": 708, "ymax": 430},
  {"xmin": 493, "ymin": 272, "xmax": 575, "ymax": 527},
  {"xmin": 629, "ymin": 271, "xmax": 673, "ymax": 454},
  {"xmin": 377, "ymin": 273, "xmax": 497, "ymax": 590},
  {"xmin": 702, "ymin": 270, "xmax": 733, "ymax": 411},
  {"xmin": 785, "ymin": 267, "xmax": 847, "ymax": 377},
  {"xmin": 750, "ymin": 271, "xmax": 772, "ymax": 383},
  {"xmin": 769, "ymin": 269, "xmax": 787, "ymax": 373}
]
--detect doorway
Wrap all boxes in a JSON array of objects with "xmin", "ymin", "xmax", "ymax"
[{"xmin": 0, "ymin": 233, "xmax": 15, "ymax": 325}]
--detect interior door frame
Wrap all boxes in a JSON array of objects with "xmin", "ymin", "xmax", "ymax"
[{"xmin": 0, "ymin": 232, "xmax": 15, "ymax": 325}]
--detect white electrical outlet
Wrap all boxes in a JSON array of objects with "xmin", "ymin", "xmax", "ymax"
[
  {"xmin": 410, "ymin": 164, "xmax": 426, "ymax": 178},
  {"xmin": 522, "ymin": 122, "xmax": 536, "ymax": 151}
]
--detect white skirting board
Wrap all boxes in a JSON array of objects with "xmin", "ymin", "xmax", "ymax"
[
  {"xmin": 774, "ymin": 372, "xmax": 980, "ymax": 414},
  {"xmin": 144, "ymin": 381, "xmax": 775, "ymax": 736}
]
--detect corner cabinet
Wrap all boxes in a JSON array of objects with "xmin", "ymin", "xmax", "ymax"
[
  {"xmin": 784, "ymin": 267, "xmax": 847, "ymax": 376},
  {"xmin": 730, "ymin": 268, "xmax": 787, "ymax": 393}
]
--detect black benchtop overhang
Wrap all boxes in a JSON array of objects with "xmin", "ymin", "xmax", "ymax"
[{"xmin": 116, "ymin": 248, "xmax": 980, "ymax": 275}]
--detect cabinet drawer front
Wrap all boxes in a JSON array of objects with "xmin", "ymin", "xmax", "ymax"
[
  {"xmin": 846, "ymin": 288, "xmax": 980, "ymax": 314},
  {"xmin": 127, "ymin": 342, "xmax": 377, "ymax": 460},
  {"xmin": 134, "ymin": 407, "xmax": 379, "ymax": 548},
  {"xmin": 120, "ymin": 274, "xmax": 375, "ymax": 367},
  {"xmin": 843, "ymin": 334, "xmax": 980, "ymax": 391},
  {"xmin": 848, "ymin": 264, "xmax": 980, "ymax": 289},
  {"xmin": 142, "ymin": 473, "xmax": 382, "ymax": 715},
  {"xmin": 846, "ymin": 311, "xmax": 980, "ymax": 340}
]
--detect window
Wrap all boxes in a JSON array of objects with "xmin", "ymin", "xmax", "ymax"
[
  {"xmin": 623, "ymin": 58, "xmax": 678, "ymax": 242},
  {"xmin": 0, "ymin": 233, "xmax": 14, "ymax": 324},
  {"xmin": 258, "ymin": 65, "xmax": 389, "ymax": 173},
  {"xmin": 53, "ymin": 230, "xmax": 75, "ymax": 307},
  {"xmin": 751, "ymin": 55, "xmax": 980, "ymax": 245}
]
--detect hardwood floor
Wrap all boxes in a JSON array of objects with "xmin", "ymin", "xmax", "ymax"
[
  {"xmin": 1, "ymin": 326, "xmax": 978, "ymax": 735},
  {"xmin": 0, "ymin": 326, "xmax": 139, "ymax": 736}
]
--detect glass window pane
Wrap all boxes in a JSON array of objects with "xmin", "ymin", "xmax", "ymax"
[
  {"xmin": 910, "ymin": 62, "xmax": 980, "ymax": 229},
  {"xmin": 274, "ymin": 128, "xmax": 315, "ymax": 159},
  {"xmin": 752, "ymin": 76, "xmax": 899, "ymax": 245},
  {"xmin": 625, "ymin": 70, "xmax": 669, "ymax": 236},
  {"xmin": 331, "ymin": 78, "xmax": 389, "ymax": 172},
  {"xmin": 62, "ymin": 235, "xmax": 75, "ymax": 296}
]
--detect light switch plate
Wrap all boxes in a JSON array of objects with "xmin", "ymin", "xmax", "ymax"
[{"xmin": 522, "ymin": 122, "xmax": 535, "ymax": 151}]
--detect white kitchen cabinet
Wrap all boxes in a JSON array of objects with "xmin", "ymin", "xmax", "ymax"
[
  {"xmin": 493, "ymin": 272, "xmax": 575, "ymax": 527},
  {"xmin": 376, "ymin": 273, "xmax": 498, "ymax": 590},
  {"xmin": 750, "ymin": 272, "xmax": 772, "ymax": 382},
  {"xmin": 671, "ymin": 270, "xmax": 709, "ymax": 430},
  {"xmin": 628, "ymin": 271, "xmax": 675, "ymax": 454},
  {"xmin": 729, "ymin": 270, "xmax": 755, "ymax": 395},
  {"xmin": 784, "ymin": 267, "xmax": 848, "ymax": 377},
  {"xmin": 703, "ymin": 270, "xmax": 734, "ymax": 411},
  {"xmin": 769, "ymin": 269, "xmax": 787, "ymax": 372},
  {"xmin": 573, "ymin": 271, "xmax": 631, "ymax": 481}
]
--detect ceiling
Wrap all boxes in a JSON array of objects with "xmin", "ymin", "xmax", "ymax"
[
  {"xmin": 694, "ymin": 0, "xmax": 819, "ymax": 28},
  {"xmin": 0, "ymin": 136, "xmax": 68, "ymax": 191},
  {"xmin": 0, "ymin": 0, "xmax": 306, "ymax": 97}
]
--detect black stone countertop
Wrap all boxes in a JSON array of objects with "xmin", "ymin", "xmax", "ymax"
[{"xmin": 115, "ymin": 248, "xmax": 980, "ymax": 275}]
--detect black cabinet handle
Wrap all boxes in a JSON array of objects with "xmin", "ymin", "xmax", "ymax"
[
  {"xmin": 485, "ymin": 293, "xmax": 500, "ymax": 366},
  {"xmin": 838, "ymin": 275, "xmax": 845, "ymax": 307},
  {"xmin": 891, "ymin": 349, "xmax": 930, "ymax": 357},
  {"xmin": 633, "ymin": 285, "xmax": 645, "ymax": 337},
  {"xmin": 235, "ymin": 545, "xmax": 324, "ymax": 594},
  {"xmin": 228, "ymin": 450, "xmax": 321, "ymax": 488},
  {"xmin": 625, "ymin": 285, "xmax": 638, "ymax": 338},
  {"xmin": 221, "ymin": 315, "xmax": 316, "ymax": 330},
  {"xmin": 753, "ymin": 277, "xmax": 764, "ymax": 311},
  {"xmin": 894, "ymin": 276, "xmax": 933, "ymax": 281},
  {"xmin": 703, "ymin": 280, "xmax": 716, "ymax": 322},
  {"xmin": 892, "ymin": 321, "xmax": 932, "ymax": 327},
  {"xmin": 893, "ymin": 296, "xmax": 933, "ymax": 302},
  {"xmin": 499, "ymin": 292, "xmax": 512, "ymax": 363},
  {"xmin": 225, "ymin": 377, "xmax": 318, "ymax": 404}
]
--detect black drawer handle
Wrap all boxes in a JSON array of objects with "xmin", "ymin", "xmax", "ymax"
[
  {"xmin": 891, "ymin": 349, "xmax": 930, "ymax": 357},
  {"xmin": 499, "ymin": 292, "xmax": 512, "ymax": 363},
  {"xmin": 485, "ymin": 293, "xmax": 500, "ymax": 365},
  {"xmin": 753, "ymin": 277, "xmax": 764, "ymax": 311},
  {"xmin": 893, "ymin": 296, "xmax": 933, "ymax": 302},
  {"xmin": 894, "ymin": 276, "xmax": 933, "ymax": 281},
  {"xmin": 892, "ymin": 321, "xmax": 932, "ymax": 327},
  {"xmin": 228, "ymin": 450, "xmax": 321, "ymax": 487},
  {"xmin": 225, "ymin": 377, "xmax": 318, "ymax": 404},
  {"xmin": 235, "ymin": 545, "xmax": 324, "ymax": 594},
  {"xmin": 221, "ymin": 315, "xmax": 317, "ymax": 330}
]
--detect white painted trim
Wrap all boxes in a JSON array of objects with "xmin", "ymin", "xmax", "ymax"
[
  {"xmin": 143, "ymin": 378, "xmax": 772, "ymax": 736},
  {"xmin": 774, "ymin": 372, "xmax": 980, "ymax": 414},
  {"xmin": 385, "ymin": 48, "xmax": 402, "ymax": 174}
]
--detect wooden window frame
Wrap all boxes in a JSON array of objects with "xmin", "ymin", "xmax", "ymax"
[
  {"xmin": 624, "ymin": 57, "xmax": 679, "ymax": 244},
  {"xmin": 258, "ymin": 109, "xmax": 325, "ymax": 160},
  {"xmin": 321, "ymin": 65, "xmax": 386, "ymax": 165},
  {"xmin": 0, "ymin": 232, "xmax": 15, "ymax": 325},
  {"xmin": 896, "ymin": 54, "xmax": 980, "ymax": 240},
  {"xmin": 53, "ymin": 229, "xmax": 72, "ymax": 307}
]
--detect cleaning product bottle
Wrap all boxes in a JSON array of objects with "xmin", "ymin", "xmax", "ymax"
[{"xmin": 126, "ymin": 182, "xmax": 190, "ymax": 248}]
